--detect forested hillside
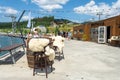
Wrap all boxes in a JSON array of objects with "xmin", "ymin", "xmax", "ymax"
[
  {"xmin": 0, "ymin": 16, "xmax": 78, "ymax": 34},
  {"xmin": 0, "ymin": 16, "xmax": 72, "ymax": 28}
]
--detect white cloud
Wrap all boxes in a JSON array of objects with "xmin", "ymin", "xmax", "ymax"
[
  {"xmin": 31, "ymin": 0, "xmax": 69, "ymax": 11},
  {"xmin": 22, "ymin": 15, "xmax": 34, "ymax": 21},
  {"xmin": 40, "ymin": 4, "xmax": 62, "ymax": 11},
  {"xmin": 112, "ymin": 0, "xmax": 120, "ymax": 8},
  {"xmin": 73, "ymin": 0, "xmax": 120, "ymax": 19},
  {"xmin": 21, "ymin": 0, "xmax": 28, "ymax": 4},
  {"xmin": 22, "ymin": 15, "xmax": 29, "ymax": 20},
  {"xmin": 0, "ymin": 6, "xmax": 18, "ymax": 14}
]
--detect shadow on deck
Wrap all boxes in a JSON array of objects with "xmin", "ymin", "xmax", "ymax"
[{"xmin": 0, "ymin": 51, "xmax": 25, "ymax": 64}]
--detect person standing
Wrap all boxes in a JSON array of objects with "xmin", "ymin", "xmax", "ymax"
[
  {"xmin": 68, "ymin": 31, "xmax": 72, "ymax": 40},
  {"xmin": 26, "ymin": 32, "xmax": 32, "ymax": 48}
]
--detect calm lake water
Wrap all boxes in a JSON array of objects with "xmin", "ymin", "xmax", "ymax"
[{"xmin": 0, "ymin": 35, "xmax": 24, "ymax": 56}]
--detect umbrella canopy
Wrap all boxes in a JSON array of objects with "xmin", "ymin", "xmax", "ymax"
[{"xmin": 33, "ymin": 25, "xmax": 46, "ymax": 33}]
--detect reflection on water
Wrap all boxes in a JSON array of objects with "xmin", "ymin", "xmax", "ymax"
[{"xmin": 0, "ymin": 35, "xmax": 23, "ymax": 56}]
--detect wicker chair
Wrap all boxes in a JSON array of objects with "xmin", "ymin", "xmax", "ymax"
[
  {"xmin": 53, "ymin": 46, "xmax": 64, "ymax": 61},
  {"xmin": 52, "ymin": 37, "xmax": 65, "ymax": 61},
  {"xmin": 26, "ymin": 38, "xmax": 53, "ymax": 78},
  {"xmin": 108, "ymin": 36, "xmax": 120, "ymax": 47}
]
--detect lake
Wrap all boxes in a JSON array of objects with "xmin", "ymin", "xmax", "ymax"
[{"xmin": 0, "ymin": 35, "xmax": 24, "ymax": 56}]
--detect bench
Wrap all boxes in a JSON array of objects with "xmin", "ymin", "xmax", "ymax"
[{"xmin": 0, "ymin": 43, "xmax": 25, "ymax": 64}]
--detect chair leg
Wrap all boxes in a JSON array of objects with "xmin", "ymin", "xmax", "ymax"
[
  {"xmin": 33, "ymin": 68, "xmax": 35, "ymax": 76},
  {"xmin": 33, "ymin": 54, "xmax": 35, "ymax": 76},
  {"xmin": 45, "ymin": 57, "xmax": 48, "ymax": 78},
  {"xmin": 32, "ymin": 52, "xmax": 52, "ymax": 78},
  {"xmin": 40, "ymin": 58, "xmax": 43, "ymax": 71},
  {"xmin": 55, "ymin": 47, "xmax": 61, "ymax": 61},
  {"xmin": 59, "ymin": 52, "xmax": 61, "ymax": 61},
  {"xmin": 62, "ymin": 50, "xmax": 65, "ymax": 59},
  {"xmin": 51, "ymin": 61, "xmax": 53, "ymax": 72}
]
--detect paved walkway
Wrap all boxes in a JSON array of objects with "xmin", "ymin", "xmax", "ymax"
[{"xmin": 0, "ymin": 40, "xmax": 120, "ymax": 80}]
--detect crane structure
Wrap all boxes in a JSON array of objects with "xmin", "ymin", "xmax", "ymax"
[{"xmin": 4, "ymin": 14, "xmax": 17, "ymax": 33}]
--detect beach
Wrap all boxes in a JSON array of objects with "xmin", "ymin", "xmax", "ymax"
[{"xmin": 0, "ymin": 40, "xmax": 120, "ymax": 80}]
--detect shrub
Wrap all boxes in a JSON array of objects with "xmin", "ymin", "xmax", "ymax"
[{"xmin": 82, "ymin": 34, "xmax": 88, "ymax": 41}]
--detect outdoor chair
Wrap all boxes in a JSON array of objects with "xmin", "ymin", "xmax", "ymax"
[
  {"xmin": 51, "ymin": 36, "xmax": 65, "ymax": 61},
  {"xmin": 53, "ymin": 46, "xmax": 64, "ymax": 61},
  {"xmin": 26, "ymin": 37, "xmax": 54, "ymax": 78},
  {"xmin": 108, "ymin": 36, "xmax": 120, "ymax": 47}
]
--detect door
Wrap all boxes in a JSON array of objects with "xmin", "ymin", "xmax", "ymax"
[
  {"xmin": 107, "ymin": 26, "xmax": 111, "ymax": 42},
  {"xmin": 98, "ymin": 26, "xmax": 107, "ymax": 43}
]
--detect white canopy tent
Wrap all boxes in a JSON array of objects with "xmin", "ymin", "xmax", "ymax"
[{"xmin": 32, "ymin": 25, "xmax": 46, "ymax": 33}]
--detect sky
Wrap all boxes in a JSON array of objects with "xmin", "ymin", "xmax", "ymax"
[{"xmin": 0, "ymin": 0, "xmax": 120, "ymax": 23}]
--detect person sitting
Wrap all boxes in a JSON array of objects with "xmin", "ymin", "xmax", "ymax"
[{"xmin": 27, "ymin": 32, "xmax": 32, "ymax": 38}]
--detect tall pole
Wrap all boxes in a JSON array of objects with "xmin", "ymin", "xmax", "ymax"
[{"xmin": 97, "ymin": 12, "xmax": 102, "ymax": 21}]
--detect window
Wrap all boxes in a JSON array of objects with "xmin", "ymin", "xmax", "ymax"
[{"xmin": 79, "ymin": 29, "xmax": 84, "ymax": 34}]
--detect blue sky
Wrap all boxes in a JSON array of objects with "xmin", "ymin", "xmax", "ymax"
[{"xmin": 0, "ymin": 0, "xmax": 120, "ymax": 23}]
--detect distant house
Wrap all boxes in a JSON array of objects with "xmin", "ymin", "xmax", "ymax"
[{"xmin": 50, "ymin": 21, "xmax": 58, "ymax": 27}]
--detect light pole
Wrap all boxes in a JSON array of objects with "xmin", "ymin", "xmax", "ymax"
[{"xmin": 96, "ymin": 12, "xmax": 103, "ymax": 21}]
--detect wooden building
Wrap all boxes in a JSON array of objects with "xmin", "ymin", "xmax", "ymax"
[
  {"xmin": 73, "ymin": 25, "xmax": 84, "ymax": 40},
  {"xmin": 73, "ymin": 15, "xmax": 120, "ymax": 43}
]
